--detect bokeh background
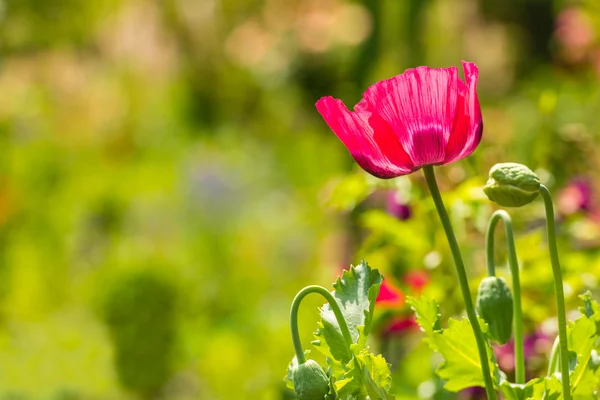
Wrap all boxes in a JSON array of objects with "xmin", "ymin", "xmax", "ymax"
[{"xmin": 1, "ymin": 0, "xmax": 600, "ymax": 399}]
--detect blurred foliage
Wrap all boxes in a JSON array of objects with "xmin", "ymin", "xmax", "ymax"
[
  {"xmin": 0, "ymin": 0, "xmax": 598, "ymax": 399},
  {"xmin": 102, "ymin": 269, "xmax": 176, "ymax": 397}
]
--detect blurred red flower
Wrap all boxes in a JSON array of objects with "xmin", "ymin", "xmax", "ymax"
[
  {"xmin": 316, "ymin": 62, "xmax": 482, "ymax": 178},
  {"xmin": 404, "ymin": 270, "xmax": 429, "ymax": 293},
  {"xmin": 376, "ymin": 280, "xmax": 405, "ymax": 308}
]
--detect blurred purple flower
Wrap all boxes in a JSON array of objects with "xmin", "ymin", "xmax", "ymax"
[
  {"xmin": 495, "ymin": 331, "xmax": 553, "ymax": 377},
  {"xmin": 459, "ymin": 386, "xmax": 486, "ymax": 400},
  {"xmin": 386, "ymin": 191, "xmax": 412, "ymax": 220},
  {"xmin": 557, "ymin": 178, "xmax": 593, "ymax": 216},
  {"xmin": 460, "ymin": 331, "xmax": 553, "ymax": 398}
]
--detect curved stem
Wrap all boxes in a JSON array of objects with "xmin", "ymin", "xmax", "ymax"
[
  {"xmin": 540, "ymin": 185, "xmax": 572, "ymax": 399},
  {"xmin": 547, "ymin": 336, "xmax": 561, "ymax": 376},
  {"xmin": 423, "ymin": 166, "xmax": 497, "ymax": 399},
  {"xmin": 290, "ymin": 285, "xmax": 354, "ymax": 364},
  {"xmin": 486, "ymin": 210, "xmax": 525, "ymax": 384}
]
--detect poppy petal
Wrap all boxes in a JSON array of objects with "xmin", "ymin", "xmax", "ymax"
[
  {"xmin": 316, "ymin": 96, "xmax": 414, "ymax": 178},
  {"xmin": 443, "ymin": 61, "xmax": 483, "ymax": 163},
  {"xmin": 363, "ymin": 66, "xmax": 460, "ymax": 167}
]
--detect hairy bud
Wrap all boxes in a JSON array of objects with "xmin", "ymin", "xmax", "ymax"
[
  {"xmin": 293, "ymin": 359, "xmax": 330, "ymax": 400},
  {"xmin": 483, "ymin": 163, "xmax": 540, "ymax": 207},
  {"xmin": 476, "ymin": 276, "xmax": 514, "ymax": 344}
]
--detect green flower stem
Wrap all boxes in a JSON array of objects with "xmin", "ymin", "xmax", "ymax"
[
  {"xmin": 547, "ymin": 336, "xmax": 561, "ymax": 376},
  {"xmin": 290, "ymin": 285, "xmax": 354, "ymax": 364},
  {"xmin": 423, "ymin": 166, "xmax": 497, "ymax": 400},
  {"xmin": 540, "ymin": 185, "xmax": 572, "ymax": 400},
  {"xmin": 486, "ymin": 210, "xmax": 525, "ymax": 384}
]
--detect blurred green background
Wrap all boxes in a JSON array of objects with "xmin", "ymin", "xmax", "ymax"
[{"xmin": 1, "ymin": 0, "xmax": 600, "ymax": 399}]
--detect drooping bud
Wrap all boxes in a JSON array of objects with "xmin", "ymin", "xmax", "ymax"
[
  {"xmin": 483, "ymin": 163, "xmax": 540, "ymax": 207},
  {"xmin": 293, "ymin": 359, "xmax": 330, "ymax": 400},
  {"xmin": 476, "ymin": 276, "xmax": 514, "ymax": 344}
]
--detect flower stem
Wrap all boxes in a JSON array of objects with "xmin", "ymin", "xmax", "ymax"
[
  {"xmin": 540, "ymin": 185, "xmax": 572, "ymax": 400},
  {"xmin": 423, "ymin": 166, "xmax": 497, "ymax": 399},
  {"xmin": 547, "ymin": 336, "xmax": 561, "ymax": 376},
  {"xmin": 290, "ymin": 285, "xmax": 354, "ymax": 364},
  {"xmin": 486, "ymin": 210, "xmax": 525, "ymax": 384}
]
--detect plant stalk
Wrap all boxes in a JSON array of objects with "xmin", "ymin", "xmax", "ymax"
[
  {"xmin": 540, "ymin": 185, "xmax": 572, "ymax": 399},
  {"xmin": 423, "ymin": 165, "xmax": 497, "ymax": 399},
  {"xmin": 486, "ymin": 210, "xmax": 525, "ymax": 384},
  {"xmin": 290, "ymin": 285, "xmax": 354, "ymax": 364}
]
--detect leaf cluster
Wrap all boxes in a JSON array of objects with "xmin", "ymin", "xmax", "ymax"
[
  {"xmin": 285, "ymin": 261, "xmax": 396, "ymax": 399},
  {"xmin": 408, "ymin": 292, "xmax": 600, "ymax": 399}
]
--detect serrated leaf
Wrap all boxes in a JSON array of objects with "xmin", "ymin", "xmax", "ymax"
[
  {"xmin": 335, "ymin": 348, "xmax": 395, "ymax": 399},
  {"xmin": 406, "ymin": 295, "xmax": 441, "ymax": 335},
  {"xmin": 284, "ymin": 354, "xmax": 300, "ymax": 390},
  {"xmin": 564, "ymin": 292, "xmax": 600, "ymax": 398},
  {"xmin": 314, "ymin": 261, "xmax": 383, "ymax": 363},
  {"xmin": 354, "ymin": 350, "xmax": 395, "ymax": 399},
  {"xmin": 326, "ymin": 374, "xmax": 338, "ymax": 400},
  {"xmin": 500, "ymin": 380, "xmax": 528, "ymax": 400},
  {"xmin": 578, "ymin": 291, "xmax": 600, "ymax": 332},
  {"xmin": 433, "ymin": 318, "xmax": 501, "ymax": 391},
  {"xmin": 409, "ymin": 296, "xmax": 502, "ymax": 392},
  {"xmin": 335, "ymin": 375, "xmax": 362, "ymax": 398},
  {"xmin": 500, "ymin": 376, "xmax": 564, "ymax": 400},
  {"xmin": 568, "ymin": 314, "xmax": 598, "ymax": 396},
  {"xmin": 529, "ymin": 375, "xmax": 562, "ymax": 400}
]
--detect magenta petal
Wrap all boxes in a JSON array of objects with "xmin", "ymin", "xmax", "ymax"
[
  {"xmin": 316, "ymin": 96, "xmax": 414, "ymax": 178},
  {"xmin": 363, "ymin": 66, "xmax": 460, "ymax": 168},
  {"xmin": 443, "ymin": 61, "xmax": 483, "ymax": 163}
]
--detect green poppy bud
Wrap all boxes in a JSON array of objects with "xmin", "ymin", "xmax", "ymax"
[
  {"xmin": 476, "ymin": 276, "xmax": 514, "ymax": 345},
  {"xmin": 293, "ymin": 359, "xmax": 330, "ymax": 400},
  {"xmin": 483, "ymin": 163, "xmax": 540, "ymax": 207}
]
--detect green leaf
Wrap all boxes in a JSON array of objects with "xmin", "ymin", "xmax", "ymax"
[
  {"xmin": 500, "ymin": 381, "xmax": 528, "ymax": 400},
  {"xmin": 314, "ymin": 261, "xmax": 383, "ymax": 363},
  {"xmin": 354, "ymin": 350, "xmax": 395, "ymax": 400},
  {"xmin": 529, "ymin": 375, "xmax": 562, "ymax": 400},
  {"xmin": 500, "ymin": 376, "xmax": 562, "ymax": 400},
  {"xmin": 335, "ymin": 348, "xmax": 395, "ymax": 399},
  {"xmin": 326, "ymin": 374, "xmax": 338, "ymax": 400},
  {"xmin": 433, "ymin": 318, "xmax": 501, "ymax": 391},
  {"xmin": 406, "ymin": 295, "xmax": 441, "ymax": 335},
  {"xmin": 285, "ymin": 261, "xmax": 395, "ymax": 398},
  {"xmin": 409, "ymin": 296, "xmax": 502, "ymax": 392},
  {"xmin": 284, "ymin": 355, "xmax": 299, "ymax": 390},
  {"xmin": 568, "ymin": 314, "xmax": 598, "ymax": 395},
  {"xmin": 578, "ymin": 291, "xmax": 600, "ymax": 319},
  {"xmin": 564, "ymin": 292, "xmax": 600, "ymax": 397},
  {"xmin": 578, "ymin": 291, "xmax": 600, "ymax": 333}
]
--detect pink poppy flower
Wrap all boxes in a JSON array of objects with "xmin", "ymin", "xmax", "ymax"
[{"xmin": 316, "ymin": 61, "xmax": 482, "ymax": 178}]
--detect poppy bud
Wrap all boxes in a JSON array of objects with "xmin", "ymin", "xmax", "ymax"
[
  {"xmin": 483, "ymin": 163, "xmax": 540, "ymax": 207},
  {"xmin": 292, "ymin": 359, "xmax": 330, "ymax": 400},
  {"xmin": 476, "ymin": 276, "xmax": 514, "ymax": 344}
]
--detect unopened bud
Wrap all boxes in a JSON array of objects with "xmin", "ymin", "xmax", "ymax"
[
  {"xmin": 476, "ymin": 276, "xmax": 514, "ymax": 344},
  {"xmin": 293, "ymin": 359, "xmax": 330, "ymax": 400},
  {"xmin": 483, "ymin": 163, "xmax": 540, "ymax": 207}
]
